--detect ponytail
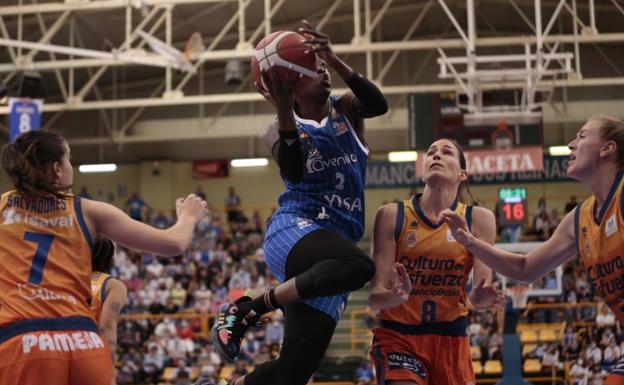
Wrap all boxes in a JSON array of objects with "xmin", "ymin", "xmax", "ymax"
[
  {"xmin": 1, "ymin": 130, "xmax": 70, "ymax": 198},
  {"xmin": 450, "ymin": 139, "xmax": 480, "ymax": 206}
]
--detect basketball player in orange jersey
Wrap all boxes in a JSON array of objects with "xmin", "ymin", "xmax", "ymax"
[
  {"xmin": 439, "ymin": 116, "xmax": 624, "ymax": 384},
  {"xmin": 0, "ymin": 130, "xmax": 208, "ymax": 385},
  {"xmin": 91, "ymin": 236, "xmax": 127, "ymax": 385},
  {"xmin": 369, "ymin": 138, "xmax": 506, "ymax": 385}
]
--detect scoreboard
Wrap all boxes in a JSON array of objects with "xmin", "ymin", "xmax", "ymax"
[{"xmin": 498, "ymin": 187, "xmax": 527, "ymax": 226}]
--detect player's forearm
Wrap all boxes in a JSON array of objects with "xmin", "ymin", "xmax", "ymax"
[
  {"xmin": 276, "ymin": 101, "xmax": 296, "ymax": 131},
  {"xmin": 326, "ymin": 55, "xmax": 354, "ymax": 82},
  {"xmin": 162, "ymin": 215, "xmax": 197, "ymax": 255},
  {"xmin": 99, "ymin": 325, "xmax": 118, "ymax": 364},
  {"xmin": 465, "ymin": 237, "xmax": 533, "ymax": 282}
]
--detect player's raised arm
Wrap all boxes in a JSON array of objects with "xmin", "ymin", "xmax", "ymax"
[
  {"xmin": 298, "ymin": 20, "xmax": 387, "ymax": 143},
  {"xmin": 83, "ymin": 193, "xmax": 208, "ymax": 256},
  {"xmin": 439, "ymin": 208, "xmax": 578, "ymax": 283},
  {"xmin": 263, "ymin": 68, "xmax": 305, "ymax": 184}
]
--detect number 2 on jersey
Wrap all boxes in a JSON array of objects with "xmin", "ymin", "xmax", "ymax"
[
  {"xmin": 335, "ymin": 172, "xmax": 345, "ymax": 190},
  {"xmin": 24, "ymin": 232, "xmax": 55, "ymax": 285}
]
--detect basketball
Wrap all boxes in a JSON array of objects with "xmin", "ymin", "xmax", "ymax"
[{"xmin": 251, "ymin": 30, "xmax": 317, "ymax": 95}]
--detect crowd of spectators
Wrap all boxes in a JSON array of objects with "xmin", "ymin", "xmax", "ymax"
[
  {"xmin": 103, "ymin": 187, "xmax": 283, "ymax": 385},
  {"xmin": 100, "ymin": 189, "xmax": 614, "ymax": 385}
]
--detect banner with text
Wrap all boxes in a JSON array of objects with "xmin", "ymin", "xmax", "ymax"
[
  {"xmin": 416, "ymin": 146, "xmax": 544, "ymax": 176},
  {"xmin": 367, "ymin": 155, "xmax": 570, "ymax": 188},
  {"xmin": 192, "ymin": 160, "xmax": 229, "ymax": 178}
]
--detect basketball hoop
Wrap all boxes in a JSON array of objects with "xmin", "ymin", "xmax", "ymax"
[
  {"xmin": 507, "ymin": 285, "xmax": 530, "ymax": 309},
  {"xmin": 491, "ymin": 119, "xmax": 515, "ymax": 150}
]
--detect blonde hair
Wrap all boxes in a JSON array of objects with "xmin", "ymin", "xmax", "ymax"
[{"xmin": 589, "ymin": 115, "xmax": 624, "ymax": 170}]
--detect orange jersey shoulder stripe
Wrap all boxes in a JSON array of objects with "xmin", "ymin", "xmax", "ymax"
[
  {"xmin": 379, "ymin": 196, "xmax": 474, "ymax": 326},
  {"xmin": 90, "ymin": 272, "xmax": 111, "ymax": 326},
  {"xmin": 0, "ymin": 191, "xmax": 94, "ymax": 326}
]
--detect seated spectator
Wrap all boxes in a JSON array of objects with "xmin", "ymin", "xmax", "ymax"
[
  {"xmin": 197, "ymin": 345, "xmax": 221, "ymax": 379},
  {"xmin": 586, "ymin": 341, "xmax": 603, "ymax": 366},
  {"xmin": 172, "ymin": 358, "xmax": 192, "ymax": 385},
  {"xmin": 354, "ymin": 360, "xmax": 374, "ymax": 385},
  {"xmin": 154, "ymin": 317, "xmax": 177, "ymax": 339},
  {"xmin": 265, "ymin": 316, "xmax": 284, "ymax": 347},
  {"xmin": 565, "ymin": 195, "xmax": 579, "ymax": 214},
  {"xmin": 153, "ymin": 209, "xmax": 171, "ymax": 229},
  {"xmin": 487, "ymin": 331, "xmax": 503, "ymax": 360},
  {"xmin": 569, "ymin": 358, "xmax": 590, "ymax": 385},
  {"xmin": 141, "ymin": 344, "xmax": 165, "ymax": 385},
  {"xmin": 603, "ymin": 340, "xmax": 621, "ymax": 372},
  {"xmin": 125, "ymin": 191, "xmax": 149, "ymax": 222},
  {"xmin": 240, "ymin": 334, "xmax": 260, "ymax": 364},
  {"xmin": 541, "ymin": 344, "xmax": 562, "ymax": 372},
  {"xmin": 231, "ymin": 360, "xmax": 249, "ymax": 382},
  {"xmin": 596, "ymin": 303, "xmax": 616, "ymax": 329}
]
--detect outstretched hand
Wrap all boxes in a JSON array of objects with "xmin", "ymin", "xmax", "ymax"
[
  {"xmin": 469, "ymin": 279, "xmax": 507, "ymax": 310},
  {"xmin": 390, "ymin": 262, "xmax": 412, "ymax": 304},
  {"xmin": 437, "ymin": 209, "xmax": 474, "ymax": 246}
]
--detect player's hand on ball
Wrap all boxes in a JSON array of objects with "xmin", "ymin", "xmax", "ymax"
[
  {"xmin": 298, "ymin": 20, "xmax": 337, "ymax": 67},
  {"xmin": 176, "ymin": 194, "xmax": 209, "ymax": 223},
  {"xmin": 437, "ymin": 209, "xmax": 474, "ymax": 246},
  {"xmin": 261, "ymin": 67, "xmax": 297, "ymax": 109}
]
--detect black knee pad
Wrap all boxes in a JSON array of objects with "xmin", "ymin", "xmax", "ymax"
[{"xmin": 353, "ymin": 251, "xmax": 376, "ymax": 284}]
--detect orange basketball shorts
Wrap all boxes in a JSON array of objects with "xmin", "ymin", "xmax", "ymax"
[
  {"xmin": 0, "ymin": 317, "xmax": 112, "ymax": 385},
  {"xmin": 371, "ymin": 326, "xmax": 475, "ymax": 385}
]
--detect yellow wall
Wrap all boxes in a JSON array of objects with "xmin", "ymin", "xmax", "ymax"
[{"xmin": 0, "ymin": 160, "xmax": 590, "ymax": 237}]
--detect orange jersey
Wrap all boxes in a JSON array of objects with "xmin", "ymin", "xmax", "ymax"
[
  {"xmin": 0, "ymin": 191, "xmax": 94, "ymax": 327},
  {"xmin": 576, "ymin": 171, "xmax": 624, "ymax": 323},
  {"xmin": 380, "ymin": 196, "xmax": 474, "ymax": 327},
  {"xmin": 90, "ymin": 272, "xmax": 111, "ymax": 326}
]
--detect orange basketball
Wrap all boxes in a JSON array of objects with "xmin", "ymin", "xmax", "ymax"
[{"xmin": 251, "ymin": 31, "xmax": 318, "ymax": 95}]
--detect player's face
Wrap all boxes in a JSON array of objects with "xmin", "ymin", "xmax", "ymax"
[
  {"xmin": 296, "ymin": 57, "xmax": 331, "ymax": 100},
  {"xmin": 567, "ymin": 121, "xmax": 604, "ymax": 180},
  {"xmin": 423, "ymin": 139, "xmax": 467, "ymax": 186}
]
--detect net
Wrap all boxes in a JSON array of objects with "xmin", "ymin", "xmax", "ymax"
[{"xmin": 507, "ymin": 285, "xmax": 530, "ymax": 309}]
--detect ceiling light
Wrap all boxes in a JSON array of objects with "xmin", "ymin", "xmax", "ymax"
[
  {"xmin": 548, "ymin": 146, "xmax": 571, "ymax": 156},
  {"xmin": 230, "ymin": 158, "xmax": 269, "ymax": 168},
  {"xmin": 79, "ymin": 163, "xmax": 117, "ymax": 173},
  {"xmin": 388, "ymin": 151, "xmax": 418, "ymax": 163}
]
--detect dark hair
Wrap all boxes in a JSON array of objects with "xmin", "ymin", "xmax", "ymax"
[
  {"xmin": 448, "ymin": 139, "xmax": 479, "ymax": 206},
  {"xmin": 590, "ymin": 116, "xmax": 624, "ymax": 170},
  {"xmin": 1, "ymin": 130, "xmax": 70, "ymax": 198},
  {"xmin": 92, "ymin": 236, "xmax": 115, "ymax": 274}
]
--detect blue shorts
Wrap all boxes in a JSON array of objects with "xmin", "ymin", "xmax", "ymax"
[{"xmin": 264, "ymin": 213, "xmax": 350, "ymax": 321}]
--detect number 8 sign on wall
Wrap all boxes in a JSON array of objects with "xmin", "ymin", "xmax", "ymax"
[{"xmin": 8, "ymin": 98, "xmax": 42, "ymax": 143}]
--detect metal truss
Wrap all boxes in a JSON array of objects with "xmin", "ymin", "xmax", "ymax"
[{"xmin": 0, "ymin": 0, "xmax": 622, "ymax": 122}]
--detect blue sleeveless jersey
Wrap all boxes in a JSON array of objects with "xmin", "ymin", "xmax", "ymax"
[{"xmin": 269, "ymin": 97, "xmax": 369, "ymax": 243}]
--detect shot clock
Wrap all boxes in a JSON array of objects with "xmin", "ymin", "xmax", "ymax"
[{"xmin": 498, "ymin": 187, "xmax": 527, "ymax": 226}]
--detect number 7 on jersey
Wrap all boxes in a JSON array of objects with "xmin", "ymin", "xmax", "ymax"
[{"xmin": 24, "ymin": 232, "xmax": 55, "ymax": 285}]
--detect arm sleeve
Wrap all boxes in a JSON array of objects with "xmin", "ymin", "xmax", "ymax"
[
  {"xmin": 272, "ymin": 129, "xmax": 305, "ymax": 184},
  {"xmin": 346, "ymin": 72, "xmax": 389, "ymax": 118}
]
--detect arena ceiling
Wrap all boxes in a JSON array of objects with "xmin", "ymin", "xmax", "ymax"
[{"xmin": 1, "ymin": 0, "xmax": 624, "ymax": 163}]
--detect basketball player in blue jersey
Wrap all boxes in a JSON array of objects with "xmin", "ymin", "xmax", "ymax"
[{"xmin": 207, "ymin": 21, "xmax": 387, "ymax": 385}]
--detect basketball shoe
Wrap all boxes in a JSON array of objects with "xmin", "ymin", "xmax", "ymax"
[{"xmin": 212, "ymin": 296, "xmax": 264, "ymax": 363}]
